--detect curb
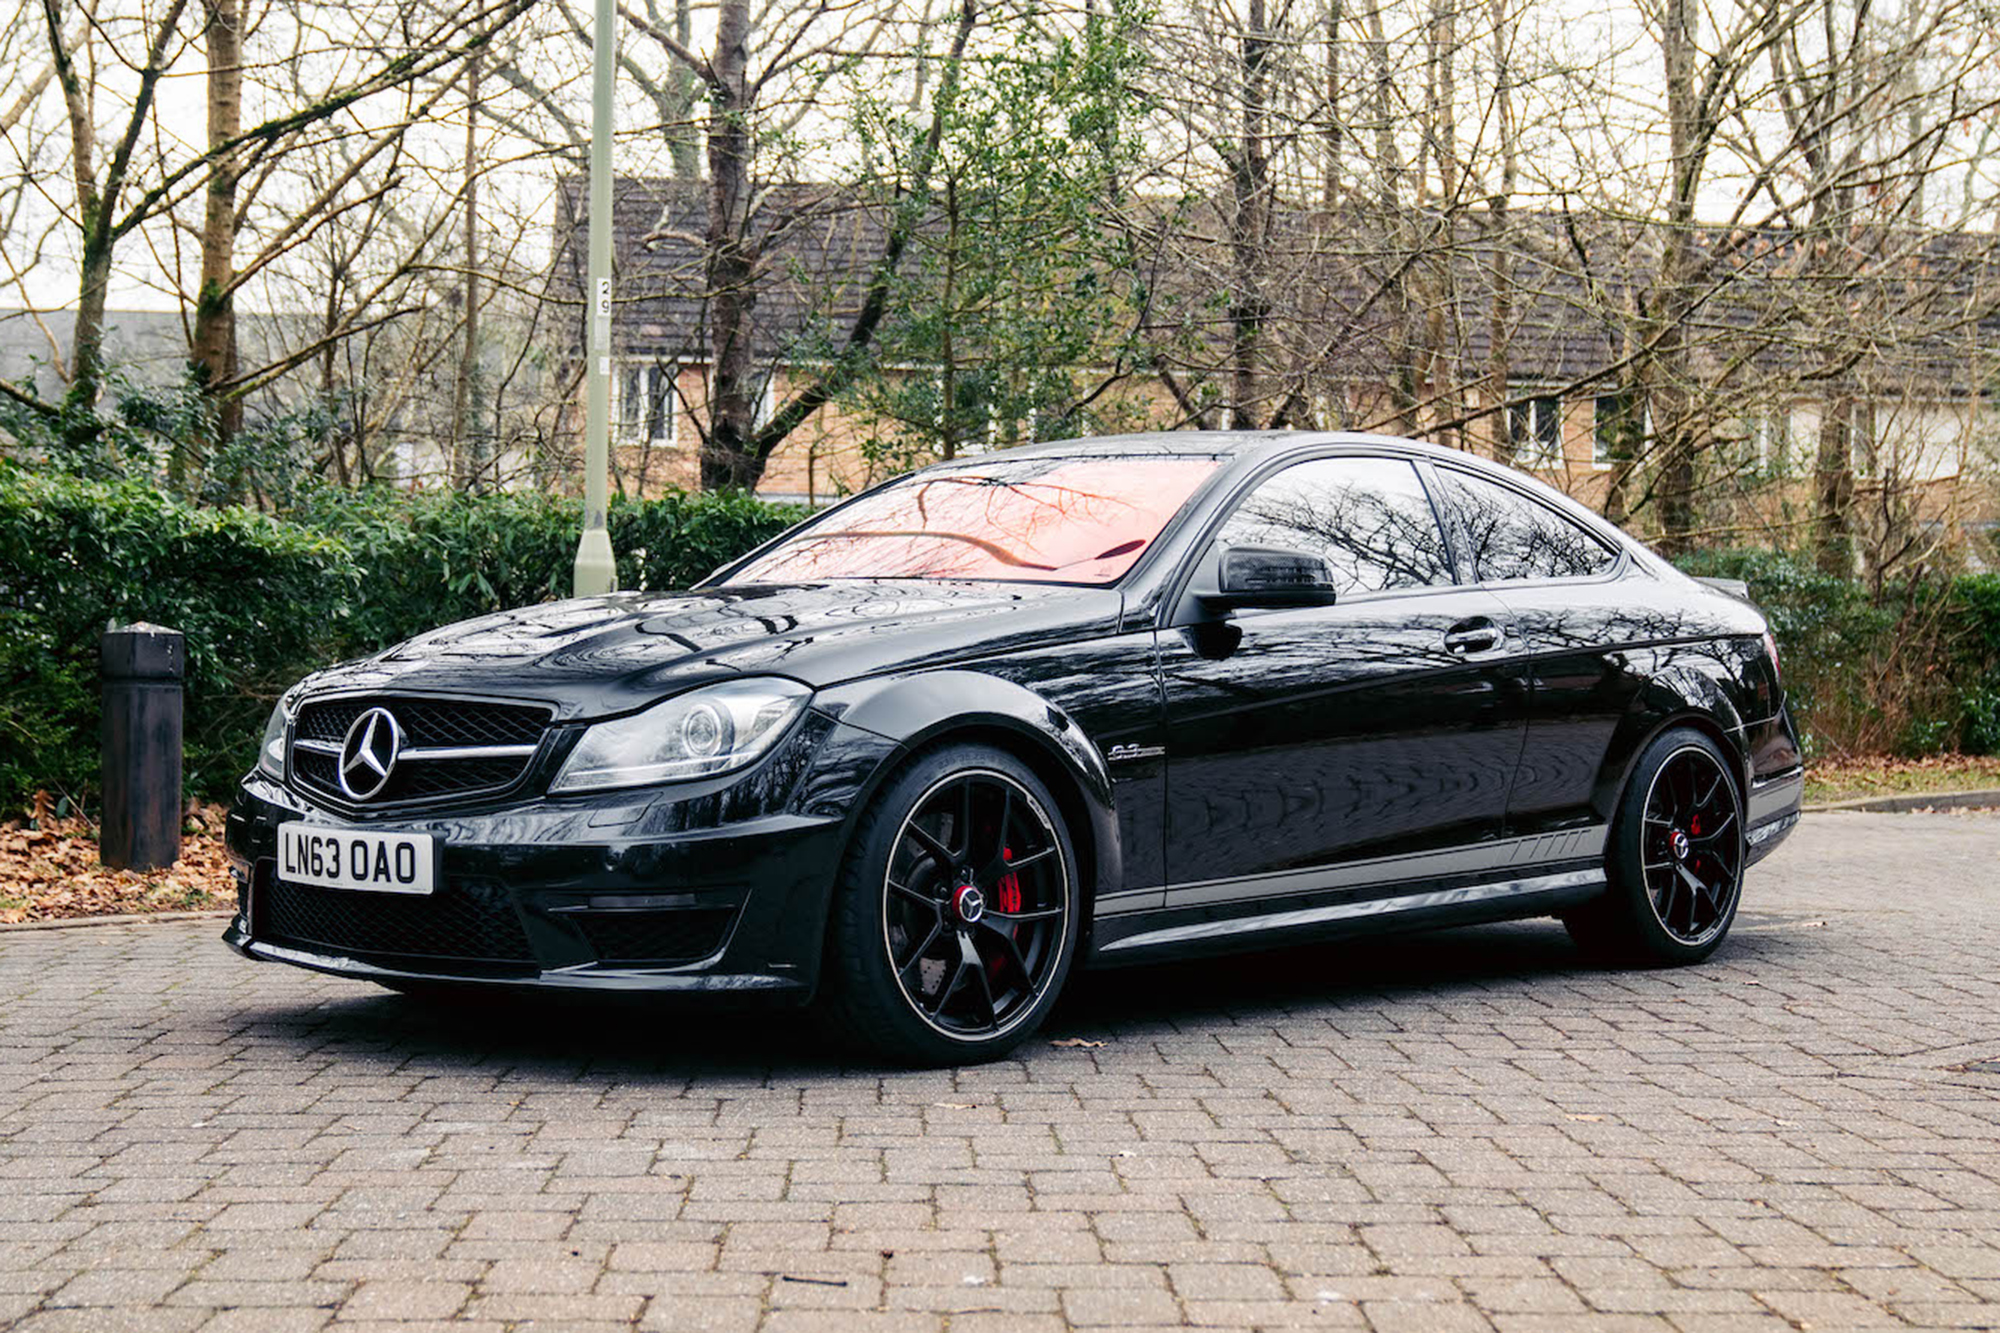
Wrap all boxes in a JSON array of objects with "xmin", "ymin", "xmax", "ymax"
[
  {"xmin": 0, "ymin": 907, "xmax": 234, "ymax": 933},
  {"xmin": 1804, "ymin": 788, "xmax": 2000, "ymax": 814}
]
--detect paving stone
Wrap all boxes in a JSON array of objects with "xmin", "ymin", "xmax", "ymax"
[{"xmin": 5, "ymin": 812, "xmax": 2000, "ymax": 1329}]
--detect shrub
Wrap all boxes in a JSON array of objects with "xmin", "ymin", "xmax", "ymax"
[
  {"xmin": 1956, "ymin": 573, "xmax": 2000, "ymax": 754},
  {"xmin": 0, "ymin": 467, "xmax": 807, "ymax": 811},
  {"xmin": 1675, "ymin": 549, "xmax": 2000, "ymax": 759},
  {"xmin": 0, "ymin": 463, "xmax": 358, "ymax": 804}
]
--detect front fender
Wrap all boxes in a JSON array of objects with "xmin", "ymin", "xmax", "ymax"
[{"xmin": 813, "ymin": 669, "xmax": 1123, "ymax": 908}]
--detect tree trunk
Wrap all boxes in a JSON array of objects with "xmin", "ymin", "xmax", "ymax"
[
  {"xmin": 452, "ymin": 49, "xmax": 484, "ymax": 489},
  {"xmin": 1322, "ymin": 0, "xmax": 1342, "ymax": 209},
  {"xmin": 667, "ymin": 0, "xmax": 699, "ymax": 177},
  {"xmin": 1482, "ymin": 0, "xmax": 1515, "ymax": 460},
  {"xmin": 700, "ymin": 0, "xmax": 761, "ymax": 490},
  {"xmin": 1815, "ymin": 395, "xmax": 1856, "ymax": 575},
  {"xmin": 1650, "ymin": 0, "xmax": 1700, "ymax": 551},
  {"xmin": 71, "ymin": 234, "xmax": 111, "ymax": 416},
  {"xmin": 1228, "ymin": 0, "xmax": 1271, "ymax": 429},
  {"xmin": 190, "ymin": 0, "xmax": 244, "ymax": 483}
]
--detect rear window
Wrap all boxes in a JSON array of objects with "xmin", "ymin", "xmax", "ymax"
[{"xmin": 734, "ymin": 456, "xmax": 1222, "ymax": 586}]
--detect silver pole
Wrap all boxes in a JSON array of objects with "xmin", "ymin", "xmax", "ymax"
[{"xmin": 572, "ymin": 0, "xmax": 618, "ymax": 597}]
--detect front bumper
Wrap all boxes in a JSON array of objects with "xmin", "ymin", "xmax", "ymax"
[{"xmin": 222, "ymin": 772, "xmax": 849, "ymax": 1002}]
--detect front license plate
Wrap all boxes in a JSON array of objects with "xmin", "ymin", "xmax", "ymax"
[{"xmin": 277, "ymin": 823, "xmax": 435, "ymax": 895}]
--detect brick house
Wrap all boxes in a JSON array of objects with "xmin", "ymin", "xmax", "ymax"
[{"xmin": 559, "ymin": 179, "xmax": 2000, "ymax": 548}]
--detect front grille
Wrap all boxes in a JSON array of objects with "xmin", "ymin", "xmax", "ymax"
[
  {"xmin": 258, "ymin": 871, "xmax": 537, "ymax": 972},
  {"xmin": 571, "ymin": 908, "xmax": 736, "ymax": 966},
  {"xmin": 290, "ymin": 696, "xmax": 552, "ymax": 807}
]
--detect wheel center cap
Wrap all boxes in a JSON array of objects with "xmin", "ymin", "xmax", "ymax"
[
  {"xmin": 1669, "ymin": 829, "xmax": 1691, "ymax": 862},
  {"xmin": 951, "ymin": 883, "xmax": 985, "ymax": 924}
]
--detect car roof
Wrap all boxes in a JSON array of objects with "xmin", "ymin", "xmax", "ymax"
[{"xmin": 930, "ymin": 429, "xmax": 1486, "ymax": 468}]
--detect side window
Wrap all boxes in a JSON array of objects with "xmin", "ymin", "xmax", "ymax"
[
  {"xmin": 1438, "ymin": 468, "xmax": 1618, "ymax": 582},
  {"xmin": 1213, "ymin": 457, "xmax": 1455, "ymax": 597}
]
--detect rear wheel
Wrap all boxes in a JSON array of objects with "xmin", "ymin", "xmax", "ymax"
[
  {"xmin": 821, "ymin": 744, "xmax": 1080, "ymax": 1065},
  {"xmin": 1564, "ymin": 727, "xmax": 1744, "ymax": 964}
]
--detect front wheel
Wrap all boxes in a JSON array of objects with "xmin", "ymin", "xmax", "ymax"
[
  {"xmin": 1564, "ymin": 727, "xmax": 1745, "ymax": 965},
  {"xmin": 820, "ymin": 744, "xmax": 1081, "ymax": 1065}
]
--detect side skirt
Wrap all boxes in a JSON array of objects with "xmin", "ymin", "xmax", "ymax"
[{"xmin": 1089, "ymin": 863, "xmax": 1606, "ymax": 967}]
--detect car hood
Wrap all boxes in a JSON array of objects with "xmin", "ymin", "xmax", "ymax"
[{"xmin": 294, "ymin": 580, "xmax": 1125, "ymax": 720}]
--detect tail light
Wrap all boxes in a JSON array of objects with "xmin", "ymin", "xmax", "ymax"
[{"xmin": 1762, "ymin": 629, "xmax": 1781, "ymax": 687}]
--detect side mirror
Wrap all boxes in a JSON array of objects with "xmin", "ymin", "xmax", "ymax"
[{"xmin": 1200, "ymin": 545, "xmax": 1340, "ymax": 612}]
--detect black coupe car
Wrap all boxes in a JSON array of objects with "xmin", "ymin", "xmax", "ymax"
[{"xmin": 225, "ymin": 431, "xmax": 1803, "ymax": 1063}]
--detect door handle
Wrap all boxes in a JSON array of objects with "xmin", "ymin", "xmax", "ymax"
[{"xmin": 1443, "ymin": 623, "xmax": 1504, "ymax": 654}]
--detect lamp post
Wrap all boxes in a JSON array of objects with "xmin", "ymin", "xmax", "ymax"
[{"xmin": 572, "ymin": 0, "xmax": 618, "ymax": 597}]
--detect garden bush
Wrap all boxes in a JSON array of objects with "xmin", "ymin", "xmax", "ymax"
[
  {"xmin": 0, "ymin": 467, "xmax": 806, "ymax": 810},
  {"xmin": 0, "ymin": 463, "xmax": 360, "ymax": 804},
  {"xmin": 1675, "ymin": 549, "xmax": 2000, "ymax": 759},
  {"xmin": 7, "ymin": 456, "xmax": 1995, "ymax": 814}
]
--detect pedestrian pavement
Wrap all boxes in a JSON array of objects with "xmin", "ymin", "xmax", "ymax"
[{"xmin": 4, "ymin": 810, "xmax": 2000, "ymax": 1331}]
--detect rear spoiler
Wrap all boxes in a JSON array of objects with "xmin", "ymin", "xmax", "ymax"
[{"xmin": 1693, "ymin": 575, "xmax": 1753, "ymax": 603}]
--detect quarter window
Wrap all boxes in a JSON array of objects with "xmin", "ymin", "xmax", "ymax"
[
  {"xmin": 1213, "ymin": 457, "xmax": 1455, "ymax": 598},
  {"xmin": 1438, "ymin": 468, "xmax": 1618, "ymax": 582}
]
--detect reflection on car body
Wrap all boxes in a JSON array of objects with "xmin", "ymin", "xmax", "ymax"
[{"xmin": 224, "ymin": 431, "xmax": 1804, "ymax": 1064}]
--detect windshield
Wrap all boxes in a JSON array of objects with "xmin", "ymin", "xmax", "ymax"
[{"xmin": 734, "ymin": 455, "xmax": 1222, "ymax": 586}]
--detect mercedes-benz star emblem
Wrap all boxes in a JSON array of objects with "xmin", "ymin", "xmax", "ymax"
[{"xmin": 338, "ymin": 707, "xmax": 404, "ymax": 801}]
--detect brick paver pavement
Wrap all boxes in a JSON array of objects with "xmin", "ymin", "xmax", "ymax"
[{"xmin": 4, "ymin": 810, "xmax": 2000, "ymax": 1331}]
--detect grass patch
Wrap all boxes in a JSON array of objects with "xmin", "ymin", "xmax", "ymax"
[{"xmin": 1804, "ymin": 755, "xmax": 2000, "ymax": 805}]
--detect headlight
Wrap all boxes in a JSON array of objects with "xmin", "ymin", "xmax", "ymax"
[
  {"xmin": 255, "ymin": 698, "xmax": 291, "ymax": 779},
  {"xmin": 550, "ymin": 678, "xmax": 812, "ymax": 793}
]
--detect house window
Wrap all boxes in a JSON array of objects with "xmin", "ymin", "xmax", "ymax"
[
  {"xmin": 1850, "ymin": 402, "xmax": 1879, "ymax": 479},
  {"xmin": 753, "ymin": 372, "xmax": 777, "ymax": 432},
  {"xmin": 1509, "ymin": 395, "xmax": 1562, "ymax": 469},
  {"xmin": 1752, "ymin": 410, "xmax": 1792, "ymax": 473},
  {"xmin": 617, "ymin": 362, "xmax": 676, "ymax": 446},
  {"xmin": 1593, "ymin": 392, "xmax": 1639, "ymax": 467}
]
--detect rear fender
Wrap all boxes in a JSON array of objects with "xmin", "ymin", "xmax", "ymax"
[{"xmin": 1594, "ymin": 651, "xmax": 1750, "ymax": 820}]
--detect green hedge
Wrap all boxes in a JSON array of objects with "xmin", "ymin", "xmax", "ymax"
[
  {"xmin": 285, "ymin": 487, "xmax": 806, "ymax": 652},
  {"xmin": 0, "ymin": 467, "xmax": 361, "ymax": 802},
  {"xmin": 8, "ymin": 463, "xmax": 1996, "ymax": 811},
  {"xmin": 0, "ymin": 465, "xmax": 805, "ymax": 809},
  {"xmin": 1676, "ymin": 549, "xmax": 2000, "ymax": 759}
]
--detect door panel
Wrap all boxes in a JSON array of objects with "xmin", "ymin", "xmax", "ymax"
[
  {"xmin": 1430, "ymin": 466, "xmax": 1646, "ymax": 839},
  {"xmin": 1159, "ymin": 588, "xmax": 1527, "ymax": 899},
  {"xmin": 1493, "ymin": 577, "xmax": 1747, "ymax": 837}
]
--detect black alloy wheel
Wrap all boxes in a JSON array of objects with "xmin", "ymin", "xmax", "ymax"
[
  {"xmin": 1563, "ymin": 727, "xmax": 1745, "ymax": 965},
  {"xmin": 1639, "ymin": 744, "xmax": 1741, "ymax": 947},
  {"xmin": 823, "ymin": 743, "xmax": 1079, "ymax": 1064}
]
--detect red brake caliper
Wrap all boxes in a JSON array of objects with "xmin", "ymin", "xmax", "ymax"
[
  {"xmin": 990, "ymin": 849, "xmax": 1023, "ymax": 980},
  {"xmin": 997, "ymin": 848, "xmax": 1022, "ymax": 914}
]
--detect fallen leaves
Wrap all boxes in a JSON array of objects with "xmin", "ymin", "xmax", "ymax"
[
  {"xmin": 1049, "ymin": 1037, "xmax": 1105, "ymax": 1049},
  {"xmin": 0, "ymin": 802, "xmax": 234, "ymax": 924},
  {"xmin": 1805, "ymin": 755, "xmax": 2000, "ymax": 805}
]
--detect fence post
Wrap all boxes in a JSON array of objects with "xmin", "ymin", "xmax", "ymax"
[{"xmin": 101, "ymin": 622, "xmax": 185, "ymax": 872}]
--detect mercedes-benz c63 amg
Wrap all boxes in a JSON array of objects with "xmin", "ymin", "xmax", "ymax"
[{"xmin": 225, "ymin": 432, "xmax": 1804, "ymax": 1063}]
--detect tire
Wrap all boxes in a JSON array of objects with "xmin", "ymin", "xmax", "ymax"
[
  {"xmin": 820, "ymin": 743, "xmax": 1082, "ymax": 1065},
  {"xmin": 1563, "ymin": 726, "xmax": 1745, "ymax": 965}
]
